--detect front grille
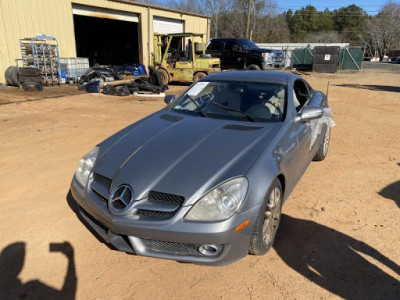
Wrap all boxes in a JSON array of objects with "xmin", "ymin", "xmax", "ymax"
[
  {"xmin": 90, "ymin": 175, "xmax": 185, "ymax": 220},
  {"xmin": 148, "ymin": 191, "xmax": 185, "ymax": 204},
  {"xmin": 135, "ymin": 210, "xmax": 176, "ymax": 218},
  {"xmin": 136, "ymin": 191, "xmax": 185, "ymax": 219},
  {"xmin": 141, "ymin": 238, "xmax": 223, "ymax": 257},
  {"xmin": 93, "ymin": 173, "xmax": 112, "ymax": 191}
]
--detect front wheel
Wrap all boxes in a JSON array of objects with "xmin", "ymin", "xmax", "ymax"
[
  {"xmin": 246, "ymin": 64, "xmax": 261, "ymax": 70},
  {"xmin": 193, "ymin": 72, "xmax": 206, "ymax": 82},
  {"xmin": 157, "ymin": 68, "xmax": 169, "ymax": 86},
  {"xmin": 249, "ymin": 178, "xmax": 282, "ymax": 255},
  {"xmin": 313, "ymin": 126, "xmax": 331, "ymax": 161}
]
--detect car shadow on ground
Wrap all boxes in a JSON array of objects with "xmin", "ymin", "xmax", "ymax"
[
  {"xmin": 274, "ymin": 215, "xmax": 400, "ymax": 299},
  {"xmin": 0, "ymin": 241, "xmax": 76, "ymax": 300},
  {"xmin": 335, "ymin": 84, "xmax": 400, "ymax": 93},
  {"xmin": 379, "ymin": 181, "xmax": 400, "ymax": 208}
]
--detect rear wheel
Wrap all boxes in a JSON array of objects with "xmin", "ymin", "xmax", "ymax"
[
  {"xmin": 249, "ymin": 178, "xmax": 282, "ymax": 255},
  {"xmin": 193, "ymin": 72, "xmax": 206, "ymax": 82},
  {"xmin": 313, "ymin": 126, "xmax": 331, "ymax": 161},
  {"xmin": 246, "ymin": 64, "xmax": 261, "ymax": 71},
  {"xmin": 157, "ymin": 68, "xmax": 169, "ymax": 86}
]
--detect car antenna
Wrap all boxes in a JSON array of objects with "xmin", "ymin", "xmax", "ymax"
[{"xmin": 326, "ymin": 81, "xmax": 330, "ymax": 101}]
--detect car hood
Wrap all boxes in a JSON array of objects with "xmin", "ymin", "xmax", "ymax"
[{"xmin": 93, "ymin": 110, "xmax": 281, "ymax": 205}]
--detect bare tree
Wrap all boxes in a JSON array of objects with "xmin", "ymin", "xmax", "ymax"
[
  {"xmin": 205, "ymin": 0, "xmax": 229, "ymax": 37},
  {"xmin": 365, "ymin": 2, "xmax": 400, "ymax": 60}
]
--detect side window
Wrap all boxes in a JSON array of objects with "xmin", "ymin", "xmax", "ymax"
[
  {"xmin": 209, "ymin": 40, "xmax": 222, "ymax": 51},
  {"xmin": 304, "ymin": 81, "xmax": 314, "ymax": 96},
  {"xmin": 224, "ymin": 40, "xmax": 235, "ymax": 51},
  {"xmin": 293, "ymin": 80, "xmax": 310, "ymax": 112}
]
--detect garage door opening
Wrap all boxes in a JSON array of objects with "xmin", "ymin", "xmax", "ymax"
[{"xmin": 73, "ymin": 15, "xmax": 140, "ymax": 66}]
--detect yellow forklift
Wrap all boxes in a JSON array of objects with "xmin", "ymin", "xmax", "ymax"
[{"xmin": 152, "ymin": 33, "xmax": 221, "ymax": 85}]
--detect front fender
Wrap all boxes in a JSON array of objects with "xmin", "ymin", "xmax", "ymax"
[{"xmin": 239, "ymin": 153, "xmax": 281, "ymax": 214}]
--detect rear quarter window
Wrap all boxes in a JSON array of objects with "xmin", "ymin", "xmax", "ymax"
[{"xmin": 209, "ymin": 40, "xmax": 223, "ymax": 51}]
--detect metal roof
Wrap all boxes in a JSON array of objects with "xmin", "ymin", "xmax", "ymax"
[
  {"xmin": 109, "ymin": 0, "xmax": 210, "ymax": 18},
  {"xmin": 154, "ymin": 33, "xmax": 206, "ymax": 37}
]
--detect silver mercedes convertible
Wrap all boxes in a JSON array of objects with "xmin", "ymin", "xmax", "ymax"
[{"xmin": 70, "ymin": 71, "xmax": 332, "ymax": 266}]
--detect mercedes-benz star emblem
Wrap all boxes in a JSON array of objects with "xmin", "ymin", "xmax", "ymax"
[{"xmin": 109, "ymin": 184, "xmax": 134, "ymax": 214}]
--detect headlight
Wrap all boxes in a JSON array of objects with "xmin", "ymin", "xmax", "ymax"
[
  {"xmin": 184, "ymin": 177, "xmax": 248, "ymax": 222},
  {"xmin": 75, "ymin": 146, "xmax": 99, "ymax": 187},
  {"xmin": 263, "ymin": 52, "xmax": 272, "ymax": 62}
]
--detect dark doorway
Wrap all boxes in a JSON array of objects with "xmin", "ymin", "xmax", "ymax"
[{"xmin": 73, "ymin": 15, "xmax": 140, "ymax": 66}]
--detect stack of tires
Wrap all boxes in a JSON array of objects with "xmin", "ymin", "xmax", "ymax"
[
  {"xmin": 4, "ymin": 66, "xmax": 43, "ymax": 91},
  {"xmin": 18, "ymin": 67, "xmax": 43, "ymax": 91}
]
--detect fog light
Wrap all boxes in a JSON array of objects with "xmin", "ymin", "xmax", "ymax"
[{"xmin": 198, "ymin": 244, "xmax": 220, "ymax": 256}]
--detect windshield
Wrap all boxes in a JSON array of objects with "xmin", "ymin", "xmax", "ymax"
[
  {"xmin": 238, "ymin": 39, "xmax": 259, "ymax": 48},
  {"xmin": 170, "ymin": 81, "xmax": 286, "ymax": 123}
]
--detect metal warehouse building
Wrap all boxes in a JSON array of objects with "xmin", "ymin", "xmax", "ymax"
[{"xmin": 0, "ymin": 0, "xmax": 210, "ymax": 83}]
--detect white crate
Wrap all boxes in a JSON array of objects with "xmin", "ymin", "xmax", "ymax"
[{"xmin": 60, "ymin": 57, "xmax": 89, "ymax": 78}]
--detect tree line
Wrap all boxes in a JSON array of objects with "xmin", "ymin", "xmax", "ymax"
[{"xmin": 140, "ymin": 0, "xmax": 400, "ymax": 59}]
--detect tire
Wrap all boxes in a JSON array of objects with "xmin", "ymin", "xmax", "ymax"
[
  {"xmin": 313, "ymin": 125, "xmax": 331, "ymax": 161},
  {"xmin": 5, "ymin": 66, "xmax": 13, "ymax": 86},
  {"xmin": 246, "ymin": 64, "xmax": 261, "ymax": 71},
  {"xmin": 249, "ymin": 178, "xmax": 283, "ymax": 255},
  {"xmin": 193, "ymin": 72, "xmax": 206, "ymax": 82},
  {"xmin": 10, "ymin": 67, "xmax": 20, "ymax": 86},
  {"xmin": 18, "ymin": 67, "xmax": 40, "ymax": 77},
  {"xmin": 157, "ymin": 68, "xmax": 169, "ymax": 86},
  {"xmin": 18, "ymin": 75, "xmax": 42, "ymax": 83}
]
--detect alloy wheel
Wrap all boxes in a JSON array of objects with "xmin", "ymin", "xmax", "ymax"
[{"xmin": 262, "ymin": 186, "xmax": 282, "ymax": 248}]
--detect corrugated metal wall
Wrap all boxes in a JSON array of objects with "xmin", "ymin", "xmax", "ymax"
[
  {"xmin": 0, "ymin": 0, "xmax": 76, "ymax": 83},
  {"xmin": 0, "ymin": 0, "xmax": 209, "ymax": 83}
]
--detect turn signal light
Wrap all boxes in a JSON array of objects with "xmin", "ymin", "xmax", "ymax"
[{"xmin": 235, "ymin": 219, "xmax": 250, "ymax": 233}]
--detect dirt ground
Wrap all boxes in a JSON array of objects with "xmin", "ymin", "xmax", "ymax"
[{"xmin": 0, "ymin": 70, "xmax": 399, "ymax": 299}]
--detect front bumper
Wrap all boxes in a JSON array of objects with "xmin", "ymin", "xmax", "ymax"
[
  {"xmin": 264, "ymin": 61, "xmax": 284, "ymax": 69},
  {"xmin": 70, "ymin": 175, "xmax": 260, "ymax": 266}
]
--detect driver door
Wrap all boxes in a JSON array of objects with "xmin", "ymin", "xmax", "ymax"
[{"xmin": 291, "ymin": 80, "xmax": 314, "ymax": 175}]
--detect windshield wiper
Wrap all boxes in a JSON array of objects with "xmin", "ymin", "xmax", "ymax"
[
  {"xmin": 186, "ymin": 95, "xmax": 207, "ymax": 118},
  {"xmin": 209, "ymin": 101, "xmax": 256, "ymax": 122}
]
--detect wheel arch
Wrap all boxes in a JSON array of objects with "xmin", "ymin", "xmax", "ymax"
[
  {"xmin": 245, "ymin": 58, "xmax": 263, "ymax": 69},
  {"xmin": 276, "ymin": 174, "xmax": 286, "ymax": 200}
]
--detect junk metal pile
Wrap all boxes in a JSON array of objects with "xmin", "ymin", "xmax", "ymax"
[{"xmin": 78, "ymin": 65, "xmax": 168, "ymax": 96}]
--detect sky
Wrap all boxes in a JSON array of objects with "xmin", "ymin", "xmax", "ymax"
[{"xmin": 273, "ymin": 0, "xmax": 397, "ymax": 14}]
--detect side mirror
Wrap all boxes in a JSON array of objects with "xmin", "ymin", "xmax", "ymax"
[
  {"xmin": 296, "ymin": 107, "xmax": 323, "ymax": 122},
  {"xmin": 164, "ymin": 94, "xmax": 175, "ymax": 105}
]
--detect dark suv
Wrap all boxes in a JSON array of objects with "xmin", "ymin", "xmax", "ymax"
[{"xmin": 206, "ymin": 38, "xmax": 284, "ymax": 70}]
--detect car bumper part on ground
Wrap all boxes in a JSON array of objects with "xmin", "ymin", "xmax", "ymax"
[{"xmin": 70, "ymin": 175, "xmax": 260, "ymax": 266}]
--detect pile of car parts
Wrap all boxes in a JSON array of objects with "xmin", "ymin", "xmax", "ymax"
[
  {"xmin": 78, "ymin": 64, "xmax": 148, "ymax": 88},
  {"xmin": 82, "ymin": 66, "xmax": 167, "ymax": 96}
]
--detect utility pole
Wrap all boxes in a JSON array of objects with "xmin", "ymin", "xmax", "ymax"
[{"xmin": 245, "ymin": 0, "xmax": 252, "ymax": 39}]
